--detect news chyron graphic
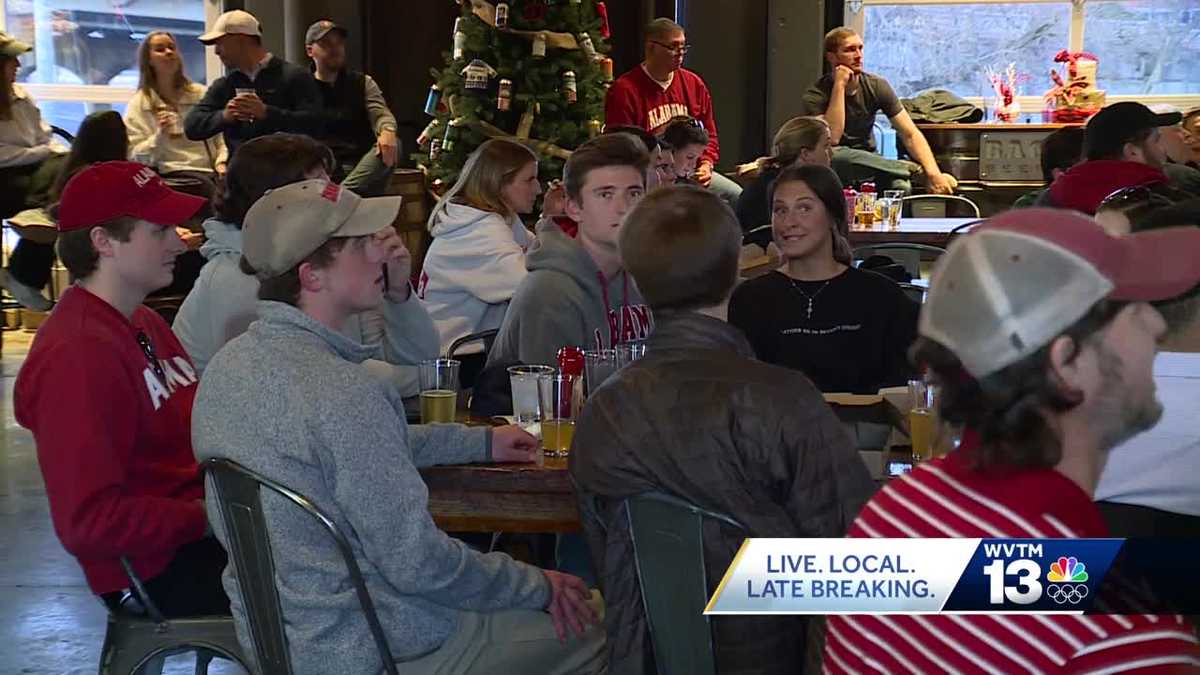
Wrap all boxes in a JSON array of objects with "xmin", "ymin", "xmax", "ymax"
[{"xmin": 704, "ymin": 539, "xmax": 1128, "ymax": 614}]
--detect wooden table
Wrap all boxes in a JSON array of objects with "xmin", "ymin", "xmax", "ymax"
[
  {"xmin": 848, "ymin": 217, "xmax": 976, "ymax": 247},
  {"xmin": 420, "ymin": 461, "xmax": 581, "ymax": 533}
]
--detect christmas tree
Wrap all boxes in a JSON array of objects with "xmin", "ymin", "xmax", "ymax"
[{"xmin": 415, "ymin": 0, "xmax": 614, "ymax": 188}]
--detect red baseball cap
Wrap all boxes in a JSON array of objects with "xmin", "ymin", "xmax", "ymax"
[
  {"xmin": 56, "ymin": 161, "xmax": 207, "ymax": 233},
  {"xmin": 921, "ymin": 208, "xmax": 1200, "ymax": 377}
]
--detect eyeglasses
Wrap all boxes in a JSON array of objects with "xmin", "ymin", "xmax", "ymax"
[
  {"xmin": 1097, "ymin": 184, "xmax": 1174, "ymax": 212},
  {"xmin": 650, "ymin": 40, "xmax": 690, "ymax": 55},
  {"xmin": 136, "ymin": 330, "xmax": 168, "ymax": 385}
]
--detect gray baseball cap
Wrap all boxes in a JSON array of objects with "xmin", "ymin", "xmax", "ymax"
[
  {"xmin": 305, "ymin": 19, "xmax": 347, "ymax": 45},
  {"xmin": 0, "ymin": 31, "xmax": 33, "ymax": 58}
]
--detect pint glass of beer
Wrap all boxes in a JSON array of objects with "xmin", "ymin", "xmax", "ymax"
[
  {"xmin": 419, "ymin": 359, "xmax": 460, "ymax": 424},
  {"xmin": 538, "ymin": 373, "xmax": 578, "ymax": 468}
]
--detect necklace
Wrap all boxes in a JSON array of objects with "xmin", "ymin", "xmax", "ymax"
[{"xmin": 786, "ymin": 277, "xmax": 832, "ymax": 320}]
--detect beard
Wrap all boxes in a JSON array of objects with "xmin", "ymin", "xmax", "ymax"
[{"xmin": 1091, "ymin": 344, "xmax": 1163, "ymax": 451}]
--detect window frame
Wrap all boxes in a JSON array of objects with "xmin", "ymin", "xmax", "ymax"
[
  {"xmin": 845, "ymin": 0, "xmax": 1200, "ymax": 111},
  {"xmin": 0, "ymin": 0, "xmax": 224, "ymax": 120}
]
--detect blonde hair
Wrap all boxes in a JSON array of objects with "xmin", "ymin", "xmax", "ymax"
[
  {"xmin": 824, "ymin": 27, "xmax": 858, "ymax": 54},
  {"xmin": 768, "ymin": 116, "xmax": 830, "ymax": 169},
  {"xmin": 428, "ymin": 138, "xmax": 539, "ymax": 229},
  {"xmin": 137, "ymin": 32, "xmax": 192, "ymax": 100}
]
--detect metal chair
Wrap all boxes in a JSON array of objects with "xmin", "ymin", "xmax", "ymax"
[
  {"xmin": 626, "ymin": 491, "xmax": 746, "ymax": 675},
  {"xmin": 949, "ymin": 218, "xmax": 986, "ymax": 234},
  {"xmin": 203, "ymin": 458, "xmax": 399, "ymax": 675},
  {"xmin": 446, "ymin": 328, "xmax": 499, "ymax": 361},
  {"xmin": 447, "ymin": 328, "xmax": 499, "ymax": 391},
  {"xmin": 98, "ymin": 558, "xmax": 246, "ymax": 675},
  {"xmin": 852, "ymin": 242, "xmax": 946, "ymax": 280},
  {"xmin": 901, "ymin": 194, "xmax": 981, "ymax": 219}
]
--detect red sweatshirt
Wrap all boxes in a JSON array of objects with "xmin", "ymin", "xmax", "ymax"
[
  {"xmin": 604, "ymin": 65, "xmax": 721, "ymax": 166},
  {"xmin": 15, "ymin": 286, "xmax": 206, "ymax": 595}
]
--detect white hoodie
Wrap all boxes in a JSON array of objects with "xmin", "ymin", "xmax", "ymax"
[{"xmin": 418, "ymin": 202, "xmax": 533, "ymax": 354}]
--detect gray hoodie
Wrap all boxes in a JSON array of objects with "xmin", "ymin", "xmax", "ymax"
[
  {"xmin": 173, "ymin": 218, "xmax": 439, "ymax": 396},
  {"xmin": 193, "ymin": 301, "xmax": 551, "ymax": 673},
  {"xmin": 487, "ymin": 219, "xmax": 653, "ymax": 368}
]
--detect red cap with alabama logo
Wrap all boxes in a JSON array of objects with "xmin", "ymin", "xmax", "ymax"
[{"xmin": 56, "ymin": 161, "xmax": 207, "ymax": 233}]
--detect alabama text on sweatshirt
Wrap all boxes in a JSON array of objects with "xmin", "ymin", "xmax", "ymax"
[
  {"xmin": 487, "ymin": 219, "xmax": 653, "ymax": 368},
  {"xmin": 14, "ymin": 285, "xmax": 206, "ymax": 595},
  {"xmin": 418, "ymin": 202, "xmax": 534, "ymax": 355},
  {"xmin": 604, "ymin": 65, "xmax": 720, "ymax": 166}
]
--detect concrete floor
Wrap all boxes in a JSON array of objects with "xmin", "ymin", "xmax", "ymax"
[{"xmin": 0, "ymin": 330, "xmax": 246, "ymax": 674}]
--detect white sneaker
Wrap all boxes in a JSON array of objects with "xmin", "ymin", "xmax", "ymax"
[{"xmin": 0, "ymin": 268, "xmax": 53, "ymax": 312}]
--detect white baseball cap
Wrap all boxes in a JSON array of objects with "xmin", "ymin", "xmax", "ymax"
[
  {"xmin": 199, "ymin": 10, "xmax": 262, "ymax": 44},
  {"xmin": 920, "ymin": 208, "xmax": 1200, "ymax": 378},
  {"xmin": 242, "ymin": 180, "xmax": 401, "ymax": 279}
]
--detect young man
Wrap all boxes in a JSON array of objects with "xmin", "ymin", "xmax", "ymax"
[
  {"xmin": 1012, "ymin": 126, "xmax": 1084, "ymax": 208},
  {"xmin": 305, "ymin": 19, "xmax": 397, "ymax": 197},
  {"xmin": 1096, "ymin": 200, "xmax": 1200, "ymax": 536},
  {"xmin": 572, "ymin": 185, "xmax": 875, "ymax": 675},
  {"xmin": 487, "ymin": 133, "xmax": 653, "ymax": 368},
  {"xmin": 802, "ymin": 27, "xmax": 956, "ymax": 194},
  {"xmin": 1044, "ymin": 102, "xmax": 1189, "ymax": 214},
  {"xmin": 824, "ymin": 208, "xmax": 1200, "ymax": 672},
  {"xmin": 14, "ymin": 161, "xmax": 228, "ymax": 616},
  {"xmin": 604, "ymin": 18, "xmax": 741, "ymax": 204},
  {"xmin": 192, "ymin": 179, "xmax": 605, "ymax": 674},
  {"xmin": 185, "ymin": 10, "xmax": 322, "ymax": 155}
]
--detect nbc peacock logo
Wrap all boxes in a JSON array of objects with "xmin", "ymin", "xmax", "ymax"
[{"xmin": 1047, "ymin": 557, "xmax": 1089, "ymax": 583}]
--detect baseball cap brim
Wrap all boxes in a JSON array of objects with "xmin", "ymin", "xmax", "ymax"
[
  {"xmin": 197, "ymin": 30, "xmax": 226, "ymax": 44},
  {"xmin": 1110, "ymin": 226, "xmax": 1200, "ymax": 301},
  {"xmin": 135, "ymin": 189, "xmax": 207, "ymax": 227},
  {"xmin": 1, "ymin": 39, "xmax": 32, "ymax": 57},
  {"xmin": 306, "ymin": 24, "xmax": 347, "ymax": 44},
  {"xmin": 1152, "ymin": 111, "xmax": 1183, "ymax": 127},
  {"xmin": 331, "ymin": 195, "xmax": 402, "ymax": 239}
]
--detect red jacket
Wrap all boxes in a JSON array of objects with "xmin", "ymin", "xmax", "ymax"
[
  {"xmin": 604, "ymin": 65, "xmax": 720, "ymax": 166},
  {"xmin": 15, "ymin": 286, "xmax": 206, "ymax": 594},
  {"xmin": 1047, "ymin": 159, "xmax": 1168, "ymax": 214}
]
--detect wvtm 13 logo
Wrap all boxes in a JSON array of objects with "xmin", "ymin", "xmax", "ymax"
[{"xmin": 982, "ymin": 543, "xmax": 1091, "ymax": 606}]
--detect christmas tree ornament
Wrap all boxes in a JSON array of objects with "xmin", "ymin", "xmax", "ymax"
[
  {"xmin": 596, "ymin": 2, "xmax": 610, "ymax": 38},
  {"xmin": 447, "ymin": 94, "xmax": 460, "ymax": 116},
  {"xmin": 563, "ymin": 71, "xmax": 577, "ymax": 103},
  {"xmin": 495, "ymin": 2, "xmax": 509, "ymax": 29},
  {"xmin": 418, "ymin": 118, "xmax": 442, "ymax": 145},
  {"xmin": 578, "ymin": 33, "xmax": 598, "ymax": 60},
  {"xmin": 443, "ymin": 118, "xmax": 464, "ymax": 152},
  {"xmin": 587, "ymin": 119, "xmax": 602, "ymax": 138},
  {"xmin": 461, "ymin": 58, "xmax": 497, "ymax": 90},
  {"xmin": 497, "ymin": 78, "xmax": 513, "ymax": 111},
  {"xmin": 429, "ymin": 137, "xmax": 443, "ymax": 160},
  {"xmin": 452, "ymin": 18, "xmax": 466, "ymax": 59},
  {"xmin": 517, "ymin": 109, "xmax": 535, "ymax": 139},
  {"xmin": 423, "ymin": 83, "xmax": 443, "ymax": 116},
  {"xmin": 532, "ymin": 32, "xmax": 547, "ymax": 58},
  {"xmin": 599, "ymin": 57, "xmax": 613, "ymax": 81},
  {"xmin": 523, "ymin": 1, "xmax": 548, "ymax": 22}
]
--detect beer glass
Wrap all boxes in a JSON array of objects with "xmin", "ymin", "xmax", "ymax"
[
  {"xmin": 419, "ymin": 359, "xmax": 460, "ymax": 424},
  {"xmin": 508, "ymin": 365, "xmax": 555, "ymax": 436},
  {"xmin": 538, "ymin": 374, "xmax": 579, "ymax": 468}
]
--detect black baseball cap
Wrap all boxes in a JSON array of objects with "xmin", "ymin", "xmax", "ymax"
[
  {"xmin": 305, "ymin": 20, "xmax": 347, "ymax": 45},
  {"xmin": 1084, "ymin": 102, "xmax": 1183, "ymax": 160}
]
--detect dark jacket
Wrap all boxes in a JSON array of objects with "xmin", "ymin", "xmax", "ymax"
[
  {"xmin": 569, "ymin": 311, "xmax": 875, "ymax": 675},
  {"xmin": 314, "ymin": 68, "xmax": 376, "ymax": 163},
  {"xmin": 735, "ymin": 165, "xmax": 780, "ymax": 245},
  {"xmin": 901, "ymin": 88, "xmax": 983, "ymax": 124},
  {"xmin": 184, "ymin": 56, "xmax": 323, "ymax": 155}
]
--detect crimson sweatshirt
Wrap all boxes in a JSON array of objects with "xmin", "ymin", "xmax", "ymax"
[
  {"xmin": 604, "ymin": 65, "xmax": 721, "ymax": 166},
  {"xmin": 15, "ymin": 285, "xmax": 206, "ymax": 595},
  {"xmin": 1047, "ymin": 159, "xmax": 1168, "ymax": 214}
]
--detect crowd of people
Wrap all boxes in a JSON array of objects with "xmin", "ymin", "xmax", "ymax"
[{"xmin": 3, "ymin": 11, "xmax": 1200, "ymax": 675}]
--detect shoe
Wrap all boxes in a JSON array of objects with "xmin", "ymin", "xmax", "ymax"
[{"xmin": 0, "ymin": 268, "xmax": 53, "ymax": 312}]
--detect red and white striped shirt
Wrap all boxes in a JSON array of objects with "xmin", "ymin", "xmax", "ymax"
[{"xmin": 824, "ymin": 440, "xmax": 1200, "ymax": 674}]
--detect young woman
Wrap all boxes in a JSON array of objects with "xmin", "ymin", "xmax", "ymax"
[
  {"xmin": 124, "ymin": 32, "xmax": 227, "ymax": 199},
  {"xmin": 0, "ymin": 33, "xmax": 69, "ymax": 309},
  {"xmin": 659, "ymin": 116, "xmax": 709, "ymax": 183},
  {"xmin": 736, "ymin": 116, "xmax": 832, "ymax": 242},
  {"xmin": 418, "ymin": 138, "xmax": 542, "ymax": 356},
  {"xmin": 729, "ymin": 164, "xmax": 918, "ymax": 394}
]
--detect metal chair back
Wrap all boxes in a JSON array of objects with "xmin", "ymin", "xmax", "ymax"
[
  {"xmin": 852, "ymin": 242, "xmax": 946, "ymax": 280},
  {"xmin": 901, "ymin": 194, "xmax": 981, "ymax": 218}
]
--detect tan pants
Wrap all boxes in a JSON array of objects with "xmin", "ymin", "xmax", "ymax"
[{"xmin": 403, "ymin": 591, "xmax": 607, "ymax": 674}]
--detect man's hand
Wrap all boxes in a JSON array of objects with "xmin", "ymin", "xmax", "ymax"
[
  {"xmin": 232, "ymin": 92, "xmax": 267, "ymax": 123},
  {"xmin": 376, "ymin": 129, "xmax": 398, "ymax": 168},
  {"xmin": 491, "ymin": 425, "xmax": 539, "ymax": 463},
  {"xmin": 541, "ymin": 179, "xmax": 567, "ymax": 219},
  {"xmin": 695, "ymin": 160, "xmax": 714, "ymax": 187},
  {"xmin": 927, "ymin": 172, "xmax": 957, "ymax": 195},
  {"xmin": 373, "ymin": 228, "xmax": 413, "ymax": 302},
  {"xmin": 176, "ymin": 227, "xmax": 204, "ymax": 251},
  {"xmin": 543, "ymin": 570, "xmax": 598, "ymax": 642},
  {"xmin": 222, "ymin": 98, "xmax": 243, "ymax": 124},
  {"xmin": 833, "ymin": 64, "xmax": 855, "ymax": 89}
]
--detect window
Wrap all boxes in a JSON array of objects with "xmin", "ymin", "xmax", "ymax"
[
  {"xmin": 850, "ymin": 0, "xmax": 1200, "ymax": 108},
  {"xmin": 2, "ymin": 0, "xmax": 215, "ymax": 135}
]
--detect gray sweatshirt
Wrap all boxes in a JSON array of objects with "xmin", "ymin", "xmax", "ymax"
[
  {"xmin": 173, "ymin": 218, "xmax": 439, "ymax": 396},
  {"xmin": 486, "ymin": 219, "xmax": 653, "ymax": 368},
  {"xmin": 192, "ymin": 301, "xmax": 551, "ymax": 673}
]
